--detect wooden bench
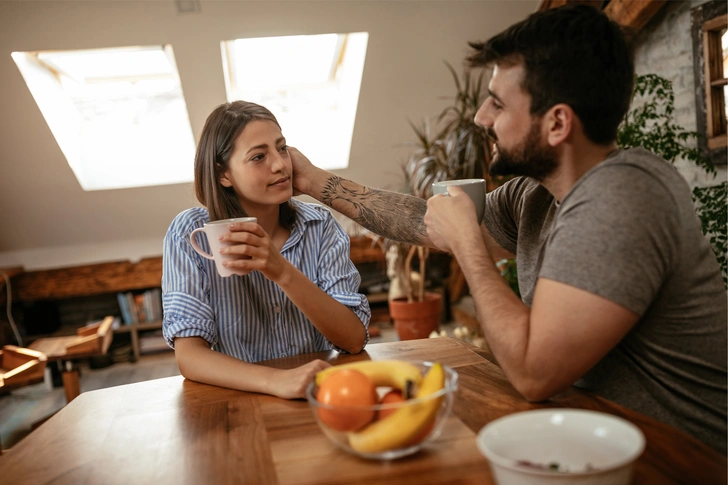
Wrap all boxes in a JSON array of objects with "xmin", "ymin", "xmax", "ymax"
[
  {"xmin": 28, "ymin": 316, "xmax": 114, "ymax": 403},
  {"xmin": 0, "ymin": 345, "xmax": 47, "ymax": 393}
]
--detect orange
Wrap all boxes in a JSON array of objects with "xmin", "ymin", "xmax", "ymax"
[
  {"xmin": 377, "ymin": 389, "xmax": 405, "ymax": 420},
  {"xmin": 316, "ymin": 369, "xmax": 377, "ymax": 432}
]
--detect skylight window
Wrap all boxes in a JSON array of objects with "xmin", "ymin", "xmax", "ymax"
[
  {"xmin": 222, "ymin": 33, "xmax": 368, "ymax": 170},
  {"xmin": 12, "ymin": 45, "xmax": 195, "ymax": 191}
]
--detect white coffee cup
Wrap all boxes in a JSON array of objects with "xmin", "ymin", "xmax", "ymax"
[
  {"xmin": 190, "ymin": 217, "xmax": 257, "ymax": 277},
  {"xmin": 431, "ymin": 178, "xmax": 486, "ymax": 223}
]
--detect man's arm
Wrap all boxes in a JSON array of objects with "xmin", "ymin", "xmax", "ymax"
[
  {"xmin": 291, "ymin": 147, "xmax": 428, "ymax": 245},
  {"xmin": 289, "ymin": 147, "xmax": 511, "ymax": 259},
  {"xmin": 427, "ymin": 190, "xmax": 638, "ymax": 401}
]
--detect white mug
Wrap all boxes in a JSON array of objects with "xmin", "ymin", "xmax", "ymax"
[
  {"xmin": 190, "ymin": 217, "xmax": 257, "ymax": 277},
  {"xmin": 431, "ymin": 179, "xmax": 486, "ymax": 223}
]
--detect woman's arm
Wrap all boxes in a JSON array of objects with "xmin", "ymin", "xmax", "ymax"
[
  {"xmin": 221, "ymin": 220, "xmax": 368, "ymax": 354},
  {"xmin": 174, "ymin": 337, "xmax": 330, "ymax": 399},
  {"xmin": 275, "ymin": 263, "xmax": 367, "ymax": 354}
]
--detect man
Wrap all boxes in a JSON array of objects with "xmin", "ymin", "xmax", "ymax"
[{"xmin": 290, "ymin": 4, "xmax": 727, "ymax": 453}]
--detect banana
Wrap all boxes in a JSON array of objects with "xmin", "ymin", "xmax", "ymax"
[
  {"xmin": 315, "ymin": 360, "xmax": 423, "ymax": 390},
  {"xmin": 347, "ymin": 362, "xmax": 446, "ymax": 454}
]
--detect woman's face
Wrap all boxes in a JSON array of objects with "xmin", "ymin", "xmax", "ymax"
[{"xmin": 220, "ymin": 120, "xmax": 292, "ymax": 213}]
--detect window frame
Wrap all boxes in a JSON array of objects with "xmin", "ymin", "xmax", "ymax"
[
  {"xmin": 219, "ymin": 32, "xmax": 368, "ymax": 171},
  {"xmin": 11, "ymin": 44, "xmax": 196, "ymax": 191},
  {"xmin": 691, "ymin": 0, "xmax": 727, "ymax": 166}
]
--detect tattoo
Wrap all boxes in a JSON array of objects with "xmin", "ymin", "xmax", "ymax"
[{"xmin": 320, "ymin": 175, "xmax": 427, "ymax": 245}]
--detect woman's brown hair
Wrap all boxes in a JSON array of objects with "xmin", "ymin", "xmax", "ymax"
[{"xmin": 194, "ymin": 100, "xmax": 296, "ymax": 229}]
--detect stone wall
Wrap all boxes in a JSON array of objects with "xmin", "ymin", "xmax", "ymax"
[{"xmin": 633, "ymin": 0, "xmax": 727, "ymax": 188}]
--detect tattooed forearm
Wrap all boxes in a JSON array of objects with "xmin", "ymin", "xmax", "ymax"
[{"xmin": 320, "ymin": 175, "xmax": 428, "ymax": 246}]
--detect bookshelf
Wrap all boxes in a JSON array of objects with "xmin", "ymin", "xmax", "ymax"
[{"xmin": 114, "ymin": 321, "xmax": 165, "ymax": 361}]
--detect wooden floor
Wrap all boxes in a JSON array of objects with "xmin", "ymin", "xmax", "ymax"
[{"xmin": 0, "ymin": 351, "xmax": 181, "ymax": 450}]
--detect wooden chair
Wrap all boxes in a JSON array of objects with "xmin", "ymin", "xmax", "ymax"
[
  {"xmin": 0, "ymin": 345, "xmax": 48, "ymax": 454},
  {"xmin": 28, "ymin": 316, "xmax": 114, "ymax": 403},
  {"xmin": 0, "ymin": 345, "xmax": 47, "ymax": 392}
]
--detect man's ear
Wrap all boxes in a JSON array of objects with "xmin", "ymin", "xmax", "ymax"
[{"xmin": 544, "ymin": 103, "xmax": 574, "ymax": 147}]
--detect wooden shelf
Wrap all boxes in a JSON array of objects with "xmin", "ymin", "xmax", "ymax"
[
  {"xmin": 10, "ymin": 258, "xmax": 162, "ymax": 302},
  {"xmin": 6, "ymin": 236, "xmax": 381, "ymax": 303},
  {"xmin": 114, "ymin": 321, "xmax": 164, "ymax": 361},
  {"xmin": 114, "ymin": 321, "xmax": 163, "ymax": 333}
]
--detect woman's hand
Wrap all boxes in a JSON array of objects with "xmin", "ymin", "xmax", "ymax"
[
  {"xmin": 219, "ymin": 221, "xmax": 289, "ymax": 281},
  {"xmin": 273, "ymin": 359, "xmax": 331, "ymax": 399}
]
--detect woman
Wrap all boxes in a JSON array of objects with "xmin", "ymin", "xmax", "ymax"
[{"xmin": 162, "ymin": 101, "xmax": 370, "ymax": 399}]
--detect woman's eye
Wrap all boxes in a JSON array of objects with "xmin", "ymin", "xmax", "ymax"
[
  {"xmin": 279, "ymin": 145, "xmax": 288, "ymax": 152},
  {"xmin": 251, "ymin": 154, "xmax": 264, "ymax": 162}
]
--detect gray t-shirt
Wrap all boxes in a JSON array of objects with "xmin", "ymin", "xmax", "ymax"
[{"xmin": 484, "ymin": 148, "xmax": 727, "ymax": 453}]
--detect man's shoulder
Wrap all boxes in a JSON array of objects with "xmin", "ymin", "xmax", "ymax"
[
  {"xmin": 596, "ymin": 148, "xmax": 682, "ymax": 184},
  {"xmin": 569, "ymin": 148, "xmax": 686, "ymax": 206},
  {"xmin": 492, "ymin": 176, "xmax": 550, "ymax": 201}
]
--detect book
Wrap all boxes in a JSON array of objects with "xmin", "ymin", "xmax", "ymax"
[{"xmin": 117, "ymin": 293, "xmax": 132, "ymax": 325}]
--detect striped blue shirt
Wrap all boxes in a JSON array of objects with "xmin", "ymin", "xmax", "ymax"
[{"xmin": 162, "ymin": 198, "xmax": 371, "ymax": 362}]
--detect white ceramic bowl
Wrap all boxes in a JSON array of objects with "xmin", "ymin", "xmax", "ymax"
[{"xmin": 476, "ymin": 409, "xmax": 645, "ymax": 485}]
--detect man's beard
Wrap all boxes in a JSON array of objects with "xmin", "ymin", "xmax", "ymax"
[{"xmin": 488, "ymin": 120, "xmax": 559, "ymax": 182}]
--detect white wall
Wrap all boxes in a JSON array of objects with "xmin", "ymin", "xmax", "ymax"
[
  {"xmin": 0, "ymin": 0, "xmax": 537, "ymax": 270},
  {"xmin": 4, "ymin": 1, "xmax": 718, "ymax": 272}
]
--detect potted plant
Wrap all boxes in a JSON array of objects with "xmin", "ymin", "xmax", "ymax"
[{"xmin": 386, "ymin": 62, "xmax": 493, "ymax": 340}]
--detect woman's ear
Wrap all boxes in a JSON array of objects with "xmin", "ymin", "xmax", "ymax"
[
  {"xmin": 544, "ymin": 103, "xmax": 574, "ymax": 147},
  {"xmin": 219, "ymin": 174, "xmax": 233, "ymax": 188},
  {"xmin": 218, "ymin": 165, "xmax": 233, "ymax": 188}
]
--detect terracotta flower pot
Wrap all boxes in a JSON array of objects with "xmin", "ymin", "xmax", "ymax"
[{"xmin": 388, "ymin": 292, "xmax": 442, "ymax": 341}]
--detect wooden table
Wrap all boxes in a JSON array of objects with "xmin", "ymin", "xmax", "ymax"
[{"xmin": 0, "ymin": 337, "xmax": 724, "ymax": 484}]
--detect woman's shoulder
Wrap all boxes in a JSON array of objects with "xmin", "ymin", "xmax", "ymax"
[
  {"xmin": 290, "ymin": 198, "xmax": 331, "ymax": 222},
  {"xmin": 167, "ymin": 207, "xmax": 210, "ymax": 236}
]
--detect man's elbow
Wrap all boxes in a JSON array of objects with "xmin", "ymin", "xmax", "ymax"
[{"xmin": 512, "ymin": 377, "xmax": 562, "ymax": 403}]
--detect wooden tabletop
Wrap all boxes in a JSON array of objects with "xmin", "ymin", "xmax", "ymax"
[{"xmin": 0, "ymin": 337, "xmax": 725, "ymax": 484}]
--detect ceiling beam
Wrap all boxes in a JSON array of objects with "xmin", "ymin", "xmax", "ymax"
[
  {"xmin": 538, "ymin": 0, "xmax": 667, "ymax": 32},
  {"xmin": 538, "ymin": 0, "xmax": 606, "ymax": 12},
  {"xmin": 604, "ymin": 0, "xmax": 667, "ymax": 32}
]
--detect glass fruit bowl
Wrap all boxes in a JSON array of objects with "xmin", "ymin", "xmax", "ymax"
[{"xmin": 305, "ymin": 360, "xmax": 459, "ymax": 460}]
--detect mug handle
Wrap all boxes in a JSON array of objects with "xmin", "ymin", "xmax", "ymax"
[{"xmin": 190, "ymin": 228, "xmax": 214, "ymax": 260}]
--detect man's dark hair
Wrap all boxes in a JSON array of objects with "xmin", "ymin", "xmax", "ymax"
[{"xmin": 468, "ymin": 4, "xmax": 635, "ymax": 145}]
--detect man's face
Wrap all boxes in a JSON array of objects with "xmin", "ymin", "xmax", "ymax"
[{"xmin": 475, "ymin": 64, "xmax": 558, "ymax": 182}]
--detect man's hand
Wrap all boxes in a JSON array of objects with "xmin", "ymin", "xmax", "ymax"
[
  {"xmin": 289, "ymin": 146, "xmax": 314, "ymax": 196},
  {"xmin": 424, "ymin": 186, "xmax": 481, "ymax": 252}
]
